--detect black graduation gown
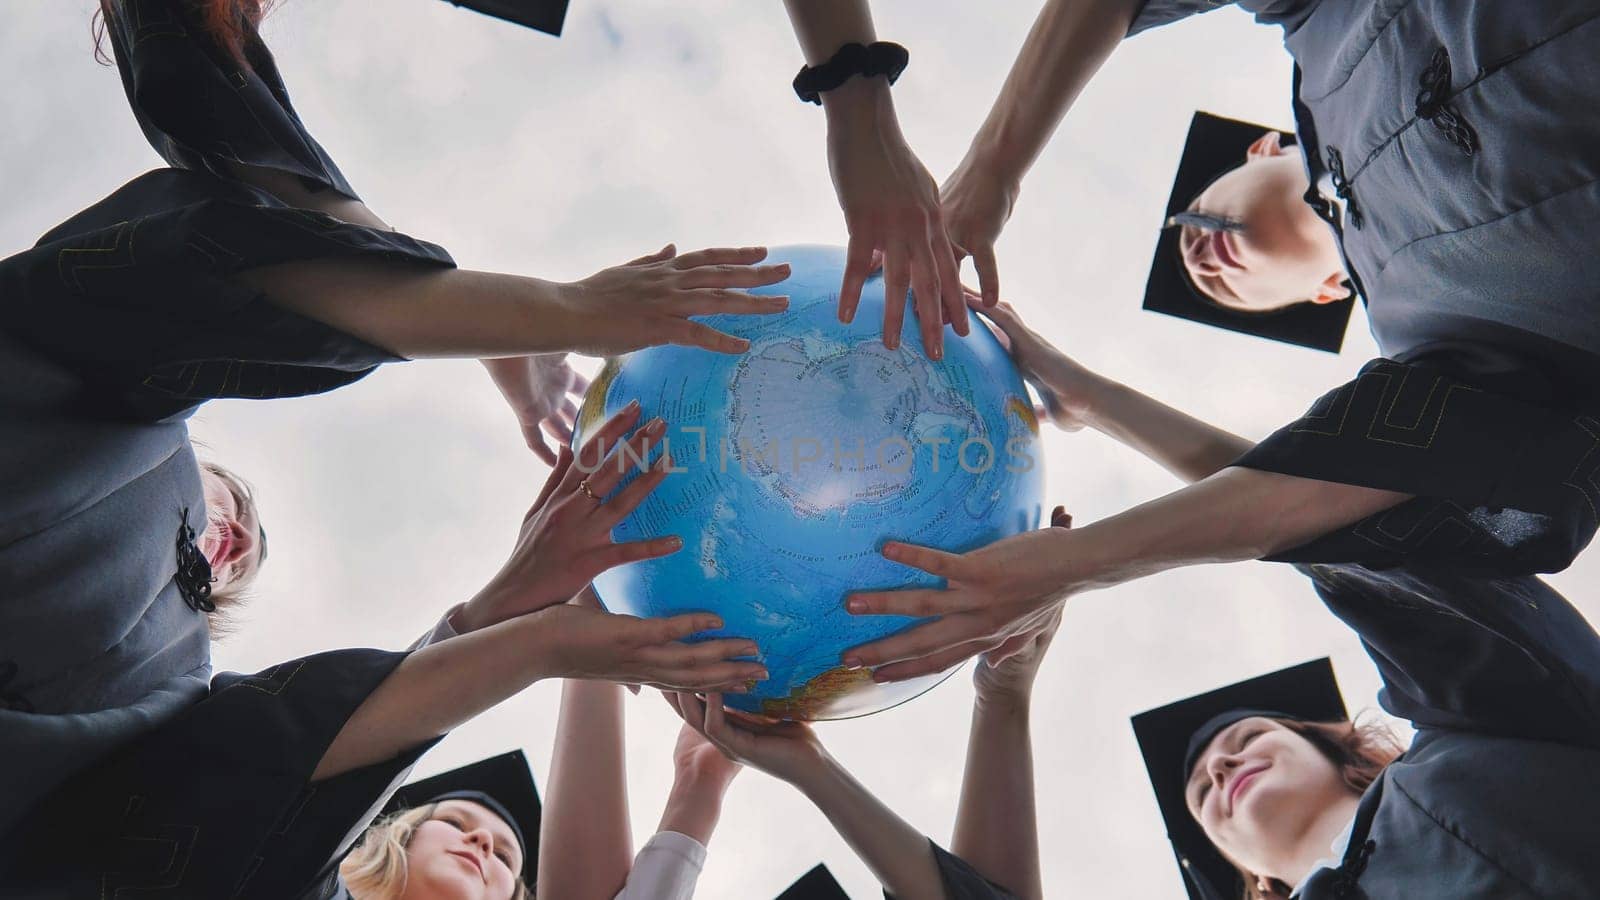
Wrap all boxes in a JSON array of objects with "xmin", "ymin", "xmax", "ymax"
[
  {"xmin": 0, "ymin": 647, "xmax": 444, "ymax": 899},
  {"xmin": 0, "ymin": 0, "xmax": 452, "ymax": 837}
]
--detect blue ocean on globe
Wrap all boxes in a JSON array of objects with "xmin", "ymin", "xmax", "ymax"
[{"xmin": 573, "ymin": 245, "xmax": 1045, "ymax": 719}]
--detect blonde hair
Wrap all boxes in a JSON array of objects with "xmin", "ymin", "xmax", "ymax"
[
  {"xmin": 340, "ymin": 804, "xmax": 533, "ymax": 900},
  {"xmin": 197, "ymin": 460, "xmax": 262, "ymax": 639}
]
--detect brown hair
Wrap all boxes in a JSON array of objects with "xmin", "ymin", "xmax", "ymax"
[
  {"xmin": 340, "ymin": 804, "xmax": 533, "ymax": 900},
  {"xmin": 95, "ymin": 0, "xmax": 278, "ymax": 66},
  {"xmin": 1232, "ymin": 714, "xmax": 1404, "ymax": 900}
]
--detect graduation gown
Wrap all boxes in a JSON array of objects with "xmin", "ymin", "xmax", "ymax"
[
  {"xmin": 1125, "ymin": 0, "xmax": 1600, "ymax": 564},
  {"xmin": 0, "ymin": 647, "xmax": 444, "ymax": 899},
  {"xmin": 1129, "ymin": 0, "xmax": 1600, "ymax": 395},
  {"xmin": 0, "ymin": 1, "xmax": 454, "ymax": 835}
]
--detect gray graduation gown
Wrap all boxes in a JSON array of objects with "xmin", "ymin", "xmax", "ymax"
[{"xmin": 1, "ymin": 0, "xmax": 457, "ymax": 832}]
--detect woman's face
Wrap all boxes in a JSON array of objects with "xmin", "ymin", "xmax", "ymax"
[
  {"xmin": 1184, "ymin": 717, "xmax": 1351, "ymax": 878},
  {"xmin": 198, "ymin": 467, "xmax": 263, "ymax": 592},
  {"xmin": 399, "ymin": 800, "xmax": 523, "ymax": 900},
  {"xmin": 1179, "ymin": 133, "xmax": 1348, "ymax": 313}
]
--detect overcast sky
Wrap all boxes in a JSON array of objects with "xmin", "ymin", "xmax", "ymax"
[{"xmin": 7, "ymin": 3, "xmax": 1598, "ymax": 897}]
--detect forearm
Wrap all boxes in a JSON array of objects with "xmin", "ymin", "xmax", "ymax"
[
  {"xmin": 796, "ymin": 759, "xmax": 946, "ymax": 899},
  {"xmin": 233, "ymin": 260, "xmax": 585, "ymax": 359},
  {"xmin": 783, "ymin": 0, "xmax": 876, "ymax": 63},
  {"xmin": 951, "ymin": 698, "xmax": 1041, "ymax": 900},
  {"xmin": 538, "ymin": 679, "xmax": 635, "ymax": 900},
  {"xmin": 1079, "ymin": 377, "xmax": 1255, "ymax": 484},
  {"xmin": 1070, "ymin": 467, "xmax": 1411, "ymax": 590},
  {"xmin": 962, "ymin": 0, "xmax": 1142, "ymax": 189},
  {"xmin": 655, "ymin": 773, "xmax": 731, "ymax": 847},
  {"xmin": 311, "ymin": 614, "xmax": 554, "ymax": 781}
]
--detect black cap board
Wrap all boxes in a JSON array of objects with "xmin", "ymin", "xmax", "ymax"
[
  {"xmin": 382, "ymin": 750, "xmax": 543, "ymax": 883},
  {"xmin": 1130, "ymin": 659, "xmax": 1348, "ymax": 900},
  {"xmin": 441, "ymin": 0, "xmax": 570, "ymax": 36},
  {"xmin": 1142, "ymin": 111, "xmax": 1356, "ymax": 353},
  {"xmin": 775, "ymin": 863, "xmax": 853, "ymax": 899}
]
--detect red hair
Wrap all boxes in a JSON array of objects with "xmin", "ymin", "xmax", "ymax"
[
  {"xmin": 95, "ymin": 1, "xmax": 277, "ymax": 67},
  {"xmin": 1230, "ymin": 715, "xmax": 1404, "ymax": 900}
]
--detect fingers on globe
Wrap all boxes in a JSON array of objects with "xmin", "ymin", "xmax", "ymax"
[
  {"xmin": 671, "ymin": 246, "xmax": 769, "ymax": 269},
  {"xmin": 838, "ymin": 231, "xmax": 878, "ymax": 326},
  {"xmin": 933, "ymin": 232, "xmax": 969, "ymax": 338},
  {"xmin": 583, "ymin": 416, "xmax": 666, "ymax": 497},
  {"xmin": 881, "ymin": 248, "xmax": 911, "ymax": 352},
  {"xmin": 908, "ymin": 242, "xmax": 944, "ymax": 358}
]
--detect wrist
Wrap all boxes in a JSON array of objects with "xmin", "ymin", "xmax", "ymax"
[
  {"xmin": 972, "ymin": 687, "xmax": 1034, "ymax": 720},
  {"xmin": 821, "ymin": 76, "xmax": 896, "ymax": 129},
  {"xmin": 956, "ymin": 136, "xmax": 1024, "ymax": 201},
  {"xmin": 1072, "ymin": 374, "xmax": 1129, "ymax": 432},
  {"xmin": 658, "ymin": 774, "xmax": 730, "ymax": 846}
]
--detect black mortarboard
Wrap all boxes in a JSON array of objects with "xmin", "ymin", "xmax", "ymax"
[
  {"xmin": 1142, "ymin": 111, "xmax": 1356, "ymax": 353},
  {"xmin": 382, "ymin": 750, "xmax": 543, "ymax": 883},
  {"xmin": 1130, "ymin": 659, "xmax": 1348, "ymax": 900},
  {"xmin": 441, "ymin": 0, "xmax": 571, "ymax": 36},
  {"xmin": 775, "ymin": 863, "xmax": 853, "ymax": 899}
]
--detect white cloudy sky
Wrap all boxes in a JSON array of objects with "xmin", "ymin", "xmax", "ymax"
[{"xmin": 6, "ymin": 3, "xmax": 1598, "ymax": 897}]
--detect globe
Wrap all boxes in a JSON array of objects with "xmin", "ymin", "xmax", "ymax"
[{"xmin": 573, "ymin": 245, "xmax": 1045, "ymax": 720}]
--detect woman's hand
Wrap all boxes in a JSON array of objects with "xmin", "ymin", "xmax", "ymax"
[
  {"xmin": 533, "ymin": 607, "xmax": 767, "ymax": 692},
  {"xmin": 482, "ymin": 353, "xmax": 591, "ymax": 464},
  {"xmin": 971, "ymin": 294, "xmax": 1107, "ymax": 432},
  {"xmin": 561, "ymin": 245, "xmax": 792, "ymax": 356},
  {"xmin": 843, "ymin": 505, "xmax": 1080, "ymax": 683},
  {"xmin": 672, "ymin": 720, "xmax": 744, "ymax": 789},
  {"xmin": 940, "ymin": 158, "xmax": 1018, "ymax": 310},
  {"xmin": 824, "ymin": 82, "xmax": 968, "ymax": 359},
  {"xmin": 971, "ymin": 507, "xmax": 1069, "ymax": 703},
  {"xmin": 665, "ymin": 691, "xmax": 834, "ymax": 790},
  {"xmin": 457, "ymin": 402, "xmax": 680, "ymax": 632}
]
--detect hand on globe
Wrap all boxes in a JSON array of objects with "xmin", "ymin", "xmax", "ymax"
[
  {"xmin": 529, "ymin": 606, "xmax": 766, "ymax": 692},
  {"xmin": 825, "ymin": 88, "xmax": 969, "ymax": 358},
  {"xmin": 940, "ymin": 157, "xmax": 1016, "ymax": 310},
  {"xmin": 841, "ymin": 516, "xmax": 1081, "ymax": 684},
  {"xmin": 969, "ymin": 294, "xmax": 1106, "ymax": 433},
  {"xmin": 665, "ymin": 691, "xmax": 833, "ymax": 790},
  {"xmin": 457, "ymin": 403, "xmax": 682, "ymax": 632},
  {"xmin": 973, "ymin": 507, "xmax": 1070, "ymax": 703},
  {"xmin": 562, "ymin": 245, "xmax": 791, "ymax": 356},
  {"xmin": 482, "ymin": 353, "xmax": 590, "ymax": 464}
]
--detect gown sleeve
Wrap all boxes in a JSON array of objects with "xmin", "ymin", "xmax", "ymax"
[
  {"xmin": 102, "ymin": 0, "xmax": 359, "ymax": 199},
  {"xmin": 883, "ymin": 841, "xmax": 1021, "ymax": 900},
  {"xmin": 0, "ymin": 167, "xmax": 454, "ymax": 420},
  {"xmin": 1301, "ymin": 562, "xmax": 1600, "ymax": 751},
  {"xmin": 1234, "ymin": 354, "xmax": 1600, "ymax": 575},
  {"xmin": 1, "ymin": 647, "xmax": 444, "ymax": 900}
]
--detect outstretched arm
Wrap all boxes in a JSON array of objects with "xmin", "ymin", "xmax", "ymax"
[
  {"xmin": 781, "ymin": 0, "xmax": 968, "ymax": 357},
  {"xmin": 840, "ymin": 304, "xmax": 1409, "ymax": 682},
  {"xmin": 538, "ymin": 648, "xmax": 636, "ymax": 900},
  {"xmin": 942, "ymin": 0, "xmax": 1144, "ymax": 305},
  {"xmin": 666, "ymin": 692, "xmax": 948, "ymax": 899},
  {"xmin": 947, "ymin": 509, "xmax": 1070, "ymax": 900},
  {"xmin": 232, "ymin": 246, "xmax": 790, "ymax": 360}
]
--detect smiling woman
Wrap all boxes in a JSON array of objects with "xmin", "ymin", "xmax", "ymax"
[{"xmin": 1184, "ymin": 715, "xmax": 1402, "ymax": 900}]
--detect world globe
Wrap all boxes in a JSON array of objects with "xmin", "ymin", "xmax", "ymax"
[{"xmin": 573, "ymin": 245, "xmax": 1045, "ymax": 720}]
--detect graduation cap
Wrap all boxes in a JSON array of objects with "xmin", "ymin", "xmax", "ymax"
[
  {"xmin": 383, "ymin": 750, "xmax": 543, "ymax": 883},
  {"xmin": 441, "ymin": 0, "xmax": 571, "ymax": 36},
  {"xmin": 1130, "ymin": 659, "xmax": 1349, "ymax": 900},
  {"xmin": 775, "ymin": 863, "xmax": 853, "ymax": 899},
  {"xmin": 1142, "ymin": 111, "xmax": 1356, "ymax": 353}
]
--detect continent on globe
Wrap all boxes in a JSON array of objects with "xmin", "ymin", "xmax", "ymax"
[{"xmin": 573, "ymin": 245, "xmax": 1045, "ymax": 720}]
